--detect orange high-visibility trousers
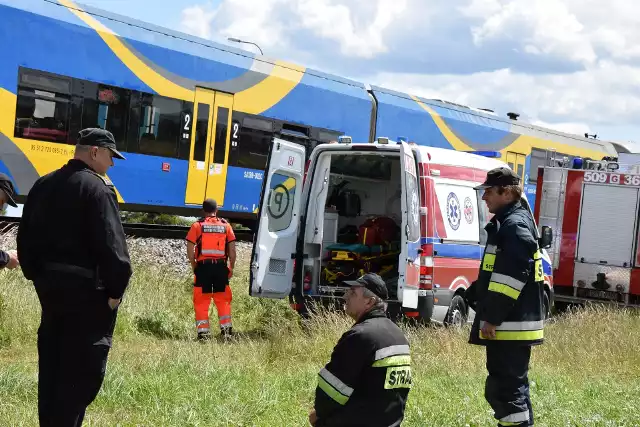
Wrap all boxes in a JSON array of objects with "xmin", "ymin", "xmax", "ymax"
[{"xmin": 193, "ymin": 285, "xmax": 233, "ymax": 334}]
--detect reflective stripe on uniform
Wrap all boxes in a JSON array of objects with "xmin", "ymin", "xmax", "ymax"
[
  {"xmin": 318, "ymin": 368, "xmax": 353, "ymax": 405},
  {"xmin": 374, "ymin": 345, "xmax": 410, "ymax": 361},
  {"xmin": 373, "ymin": 355, "xmax": 411, "ymax": 367},
  {"xmin": 499, "ymin": 410, "xmax": 530, "ymax": 425},
  {"xmin": 482, "ymin": 245, "xmax": 498, "ymax": 272},
  {"xmin": 201, "ymin": 249, "xmax": 226, "ymax": 256},
  {"xmin": 479, "ymin": 320, "xmax": 544, "ymax": 341},
  {"xmin": 534, "ymin": 250, "xmax": 543, "ymax": 282},
  {"xmin": 491, "ymin": 273, "xmax": 526, "ymax": 291},
  {"xmin": 219, "ymin": 315, "xmax": 232, "ymax": 327},
  {"xmin": 481, "ymin": 320, "xmax": 543, "ymax": 331},
  {"xmin": 482, "ymin": 254, "xmax": 496, "ymax": 272},
  {"xmin": 488, "ymin": 273, "xmax": 526, "ymax": 300}
]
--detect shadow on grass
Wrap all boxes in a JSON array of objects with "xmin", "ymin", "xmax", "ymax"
[{"xmin": 135, "ymin": 316, "xmax": 186, "ymax": 341}]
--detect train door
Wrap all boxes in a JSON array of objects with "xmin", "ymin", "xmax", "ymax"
[
  {"xmin": 506, "ymin": 151, "xmax": 526, "ymax": 186},
  {"xmin": 185, "ymin": 88, "xmax": 233, "ymax": 205}
]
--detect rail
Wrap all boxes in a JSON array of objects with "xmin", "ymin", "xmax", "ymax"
[{"xmin": 0, "ymin": 217, "xmax": 254, "ymax": 242}]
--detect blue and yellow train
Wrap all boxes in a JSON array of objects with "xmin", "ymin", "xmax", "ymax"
[{"xmin": 0, "ymin": 0, "xmax": 618, "ymax": 226}]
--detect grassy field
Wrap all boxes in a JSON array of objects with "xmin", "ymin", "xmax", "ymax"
[{"xmin": 1, "ymin": 249, "xmax": 640, "ymax": 426}]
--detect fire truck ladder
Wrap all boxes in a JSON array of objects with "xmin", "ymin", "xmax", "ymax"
[{"xmin": 539, "ymin": 149, "xmax": 567, "ymax": 270}]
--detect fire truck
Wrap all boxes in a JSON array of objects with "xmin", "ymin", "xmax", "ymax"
[{"xmin": 534, "ymin": 150, "xmax": 640, "ymax": 308}]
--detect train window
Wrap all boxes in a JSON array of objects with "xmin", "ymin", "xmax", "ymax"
[
  {"xmin": 231, "ymin": 126, "xmax": 271, "ymax": 170},
  {"xmin": 213, "ymin": 107, "xmax": 229, "ymax": 164},
  {"xmin": 80, "ymin": 82, "xmax": 130, "ymax": 152},
  {"xmin": 227, "ymin": 114, "xmax": 273, "ymax": 170},
  {"xmin": 193, "ymin": 103, "xmax": 210, "ymax": 162},
  {"xmin": 15, "ymin": 88, "xmax": 71, "ymax": 144},
  {"xmin": 135, "ymin": 94, "xmax": 182, "ymax": 158}
]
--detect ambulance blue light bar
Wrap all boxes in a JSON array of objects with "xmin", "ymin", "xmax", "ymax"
[
  {"xmin": 468, "ymin": 150, "xmax": 502, "ymax": 158},
  {"xmin": 338, "ymin": 135, "xmax": 352, "ymax": 144}
]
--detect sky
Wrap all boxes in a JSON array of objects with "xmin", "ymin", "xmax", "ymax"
[
  {"xmin": 74, "ymin": 0, "xmax": 640, "ymax": 146},
  {"xmin": 75, "ymin": 0, "xmax": 640, "ymax": 147}
]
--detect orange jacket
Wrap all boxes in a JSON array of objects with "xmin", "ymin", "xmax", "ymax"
[{"xmin": 186, "ymin": 216, "xmax": 236, "ymax": 262}]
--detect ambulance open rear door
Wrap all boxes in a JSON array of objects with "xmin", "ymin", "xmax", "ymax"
[
  {"xmin": 250, "ymin": 138, "xmax": 306, "ymax": 298},
  {"xmin": 399, "ymin": 141, "xmax": 420, "ymax": 309}
]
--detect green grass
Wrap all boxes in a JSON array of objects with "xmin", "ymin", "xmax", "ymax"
[{"xmin": 2, "ymin": 250, "xmax": 640, "ymax": 426}]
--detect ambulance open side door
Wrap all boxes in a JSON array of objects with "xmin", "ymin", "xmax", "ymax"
[
  {"xmin": 399, "ymin": 142, "xmax": 420, "ymax": 309},
  {"xmin": 250, "ymin": 138, "xmax": 306, "ymax": 298}
]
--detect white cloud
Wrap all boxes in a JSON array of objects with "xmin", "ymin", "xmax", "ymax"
[
  {"xmin": 175, "ymin": 0, "xmax": 640, "ymax": 142},
  {"xmin": 295, "ymin": 0, "xmax": 408, "ymax": 58},
  {"xmin": 462, "ymin": 0, "xmax": 597, "ymax": 65},
  {"xmin": 370, "ymin": 60, "xmax": 640, "ymax": 132},
  {"xmin": 179, "ymin": 0, "xmax": 408, "ymax": 58},
  {"xmin": 180, "ymin": 3, "xmax": 217, "ymax": 39}
]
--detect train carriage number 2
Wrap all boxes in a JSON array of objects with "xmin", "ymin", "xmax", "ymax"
[
  {"xmin": 231, "ymin": 121, "xmax": 239, "ymax": 148},
  {"xmin": 182, "ymin": 113, "xmax": 191, "ymax": 140}
]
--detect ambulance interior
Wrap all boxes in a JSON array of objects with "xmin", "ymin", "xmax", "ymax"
[{"xmin": 301, "ymin": 151, "xmax": 403, "ymax": 301}]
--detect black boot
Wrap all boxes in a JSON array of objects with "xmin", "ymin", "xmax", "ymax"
[
  {"xmin": 221, "ymin": 327, "xmax": 233, "ymax": 339},
  {"xmin": 197, "ymin": 331, "xmax": 212, "ymax": 342}
]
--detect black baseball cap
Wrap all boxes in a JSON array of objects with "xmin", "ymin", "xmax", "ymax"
[
  {"xmin": 77, "ymin": 128, "xmax": 126, "ymax": 160},
  {"xmin": 0, "ymin": 173, "xmax": 18, "ymax": 207},
  {"xmin": 474, "ymin": 167, "xmax": 520, "ymax": 190},
  {"xmin": 203, "ymin": 198, "xmax": 217, "ymax": 213},
  {"xmin": 344, "ymin": 273, "xmax": 389, "ymax": 300}
]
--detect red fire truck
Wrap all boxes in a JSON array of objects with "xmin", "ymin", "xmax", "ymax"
[{"xmin": 534, "ymin": 151, "xmax": 640, "ymax": 308}]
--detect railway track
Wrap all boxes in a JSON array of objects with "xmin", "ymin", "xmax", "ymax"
[{"xmin": 0, "ymin": 217, "xmax": 254, "ymax": 242}]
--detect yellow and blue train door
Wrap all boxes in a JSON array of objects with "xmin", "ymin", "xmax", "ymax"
[
  {"xmin": 506, "ymin": 151, "xmax": 526, "ymax": 187},
  {"xmin": 185, "ymin": 87, "xmax": 234, "ymax": 206}
]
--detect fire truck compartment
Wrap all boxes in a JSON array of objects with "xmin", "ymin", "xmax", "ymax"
[
  {"xmin": 577, "ymin": 184, "xmax": 640, "ymax": 267},
  {"xmin": 300, "ymin": 151, "xmax": 403, "ymax": 301}
]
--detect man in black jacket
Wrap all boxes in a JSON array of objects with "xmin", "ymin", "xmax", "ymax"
[
  {"xmin": 465, "ymin": 167, "xmax": 545, "ymax": 427},
  {"xmin": 310, "ymin": 273, "xmax": 411, "ymax": 427},
  {"xmin": 17, "ymin": 128, "xmax": 132, "ymax": 427}
]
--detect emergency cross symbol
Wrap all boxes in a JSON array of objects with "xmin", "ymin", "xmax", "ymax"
[
  {"xmin": 447, "ymin": 192, "xmax": 461, "ymax": 231},
  {"xmin": 463, "ymin": 197, "xmax": 474, "ymax": 224}
]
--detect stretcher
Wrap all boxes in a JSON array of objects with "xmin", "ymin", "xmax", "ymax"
[{"xmin": 321, "ymin": 242, "xmax": 400, "ymax": 287}]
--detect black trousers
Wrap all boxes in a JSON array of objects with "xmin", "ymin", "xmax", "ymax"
[
  {"xmin": 34, "ymin": 277, "xmax": 118, "ymax": 427},
  {"xmin": 485, "ymin": 345, "xmax": 533, "ymax": 427}
]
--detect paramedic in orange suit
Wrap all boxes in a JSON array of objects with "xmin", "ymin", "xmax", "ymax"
[{"xmin": 186, "ymin": 199, "xmax": 236, "ymax": 340}]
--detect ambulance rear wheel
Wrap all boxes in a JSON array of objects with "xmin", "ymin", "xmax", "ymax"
[{"xmin": 445, "ymin": 295, "xmax": 467, "ymax": 328}]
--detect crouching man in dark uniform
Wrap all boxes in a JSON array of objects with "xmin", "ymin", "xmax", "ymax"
[
  {"xmin": 309, "ymin": 273, "xmax": 411, "ymax": 427},
  {"xmin": 465, "ymin": 167, "xmax": 545, "ymax": 427},
  {"xmin": 17, "ymin": 128, "xmax": 132, "ymax": 427}
]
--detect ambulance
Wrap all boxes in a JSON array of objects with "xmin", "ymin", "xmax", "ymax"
[
  {"xmin": 249, "ymin": 136, "xmax": 555, "ymax": 324},
  {"xmin": 534, "ymin": 150, "xmax": 640, "ymax": 308}
]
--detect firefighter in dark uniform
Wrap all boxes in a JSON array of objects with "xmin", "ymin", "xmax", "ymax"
[
  {"xmin": 1, "ymin": 173, "xmax": 19, "ymax": 270},
  {"xmin": 309, "ymin": 273, "xmax": 411, "ymax": 427},
  {"xmin": 186, "ymin": 198, "xmax": 236, "ymax": 340},
  {"xmin": 17, "ymin": 128, "xmax": 132, "ymax": 427},
  {"xmin": 465, "ymin": 167, "xmax": 545, "ymax": 427}
]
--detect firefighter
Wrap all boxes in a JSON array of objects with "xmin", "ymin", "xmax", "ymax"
[
  {"xmin": 17, "ymin": 128, "xmax": 132, "ymax": 427},
  {"xmin": 465, "ymin": 167, "xmax": 545, "ymax": 427},
  {"xmin": 186, "ymin": 198, "xmax": 236, "ymax": 340},
  {"xmin": 1, "ymin": 173, "xmax": 19, "ymax": 270},
  {"xmin": 309, "ymin": 273, "xmax": 411, "ymax": 427}
]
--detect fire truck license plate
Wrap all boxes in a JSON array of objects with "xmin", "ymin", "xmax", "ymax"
[{"xmin": 578, "ymin": 288, "xmax": 620, "ymax": 301}]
